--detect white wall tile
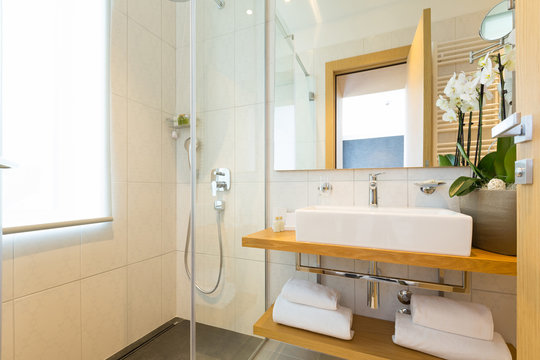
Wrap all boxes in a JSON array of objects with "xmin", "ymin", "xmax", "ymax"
[
  {"xmin": 81, "ymin": 268, "xmax": 128, "ymax": 360},
  {"xmin": 127, "ymin": 257, "xmax": 162, "ymax": 342},
  {"xmin": 407, "ymin": 181, "xmax": 460, "ymax": 211},
  {"xmin": 235, "ymin": 24, "xmax": 265, "ymax": 106},
  {"xmin": 162, "ymin": 113, "xmax": 178, "ymax": 184},
  {"xmin": 162, "ymin": 183, "xmax": 177, "ymax": 254},
  {"xmin": 111, "ymin": 94, "xmax": 128, "ymax": 182},
  {"xmin": 472, "ymin": 290, "xmax": 516, "ymax": 346},
  {"xmin": 128, "ymin": 20, "xmax": 162, "ymax": 109},
  {"xmin": 14, "ymin": 282, "xmax": 81, "ymax": 360},
  {"xmin": 14, "ymin": 228, "xmax": 80, "ymax": 298},
  {"xmin": 203, "ymin": 34, "xmax": 235, "ymax": 111},
  {"xmin": 308, "ymin": 181, "xmax": 354, "ymax": 207},
  {"xmin": 234, "ymin": 259, "xmax": 265, "ymax": 335},
  {"xmin": 2, "ymin": 301, "xmax": 14, "ymax": 360},
  {"xmin": 176, "ymin": 251, "xmax": 191, "ymax": 320},
  {"xmin": 82, "ymin": 182, "xmax": 128, "ymax": 277},
  {"xmin": 176, "ymin": 183, "xmax": 190, "ymax": 252},
  {"xmin": 203, "ymin": 0, "xmax": 235, "ymax": 39},
  {"xmin": 194, "ymin": 255, "xmax": 236, "ymax": 331},
  {"xmin": 127, "ymin": 183, "xmax": 162, "ymax": 263},
  {"xmin": 162, "ymin": 252, "xmax": 177, "ymax": 322},
  {"xmin": 235, "ymin": 104, "xmax": 265, "ymax": 182},
  {"xmin": 128, "ymin": 0, "xmax": 162, "ymax": 37},
  {"xmin": 111, "ymin": 10, "xmax": 128, "ymax": 96},
  {"xmin": 267, "ymin": 262, "xmax": 309, "ymax": 306},
  {"xmin": 234, "ymin": 182, "xmax": 266, "ymax": 261},
  {"xmin": 162, "ymin": 43, "xmax": 176, "ymax": 114},
  {"xmin": 162, "ymin": 0, "xmax": 176, "ymax": 47},
  {"xmin": 127, "ymin": 100, "xmax": 162, "ymax": 183},
  {"xmin": 113, "ymin": 0, "xmax": 127, "ymax": 14},
  {"xmin": 236, "ymin": 0, "xmax": 265, "ymax": 30},
  {"xmin": 2, "ymin": 235, "xmax": 14, "ymax": 302},
  {"xmin": 472, "ymin": 273, "xmax": 516, "ymax": 295},
  {"xmin": 268, "ymin": 181, "xmax": 308, "ymax": 218}
]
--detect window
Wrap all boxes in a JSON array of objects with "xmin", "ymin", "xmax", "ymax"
[
  {"xmin": 336, "ymin": 63, "xmax": 408, "ymax": 169},
  {"xmin": 1, "ymin": 0, "xmax": 111, "ymax": 232}
]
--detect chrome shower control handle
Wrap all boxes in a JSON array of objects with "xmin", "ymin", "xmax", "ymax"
[{"xmin": 210, "ymin": 168, "xmax": 231, "ymax": 197}]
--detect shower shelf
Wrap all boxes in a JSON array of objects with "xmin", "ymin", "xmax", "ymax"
[
  {"xmin": 242, "ymin": 229, "xmax": 517, "ymax": 275},
  {"xmin": 253, "ymin": 305, "xmax": 517, "ymax": 360}
]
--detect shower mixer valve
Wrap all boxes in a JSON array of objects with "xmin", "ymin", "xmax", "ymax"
[{"xmin": 211, "ymin": 168, "xmax": 231, "ymax": 197}]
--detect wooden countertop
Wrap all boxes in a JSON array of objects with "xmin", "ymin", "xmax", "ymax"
[{"xmin": 242, "ymin": 229, "xmax": 517, "ymax": 275}]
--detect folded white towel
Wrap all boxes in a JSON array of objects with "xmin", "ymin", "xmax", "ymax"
[
  {"xmin": 411, "ymin": 294, "xmax": 494, "ymax": 340},
  {"xmin": 281, "ymin": 278, "xmax": 340, "ymax": 310},
  {"xmin": 273, "ymin": 295, "xmax": 354, "ymax": 340},
  {"xmin": 393, "ymin": 312, "xmax": 511, "ymax": 360}
]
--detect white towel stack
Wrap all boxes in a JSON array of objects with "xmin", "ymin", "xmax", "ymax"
[
  {"xmin": 393, "ymin": 294, "xmax": 512, "ymax": 360},
  {"xmin": 272, "ymin": 278, "xmax": 354, "ymax": 340}
]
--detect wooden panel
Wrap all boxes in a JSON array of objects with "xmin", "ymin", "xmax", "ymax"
[
  {"xmin": 516, "ymin": 0, "xmax": 540, "ymax": 357},
  {"xmin": 324, "ymin": 46, "xmax": 410, "ymax": 169},
  {"xmin": 406, "ymin": 8, "xmax": 432, "ymax": 167},
  {"xmin": 242, "ymin": 229, "xmax": 517, "ymax": 275},
  {"xmin": 254, "ymin": 305, "xmax": 516, "ymax": 360}
]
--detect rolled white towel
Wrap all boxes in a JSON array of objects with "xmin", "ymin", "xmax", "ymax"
[
  {"xmin": 281, "ymin": 278, "xmax": 340, "ymax": 310},
  {"xmin": 393, "ymin": 312, "xmax": 511, "ymax": 360},
  {"xmin": 273, "ymin": 295, "xmax": 354, "ymax": 340},
  {"xmin": 411, "ymin": 294, "xmax": 494, "ymax": 340}
]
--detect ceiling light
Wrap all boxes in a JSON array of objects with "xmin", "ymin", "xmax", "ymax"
[{"xmin": 246, "ymin": 9, "xmax": 253, "ymax": 15}]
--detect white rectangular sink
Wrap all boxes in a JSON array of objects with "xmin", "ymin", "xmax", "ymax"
[{"xmin": 295, "ymin": 206, "xmax": 473, "ymax": 256}]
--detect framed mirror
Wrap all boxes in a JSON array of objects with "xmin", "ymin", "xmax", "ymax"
[{"xmin": 273, "ymin": 0, "xmax": 516, "ymax": 171}]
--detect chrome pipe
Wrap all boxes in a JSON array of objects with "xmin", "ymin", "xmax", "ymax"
[{"xmin": 295, "ymin": 253, "xmax": 471, "ymax": 294}]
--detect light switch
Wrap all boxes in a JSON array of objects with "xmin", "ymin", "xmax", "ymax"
[{"xmin": 515, "ymin": 159, "xmax": 533, "ymax": 185}]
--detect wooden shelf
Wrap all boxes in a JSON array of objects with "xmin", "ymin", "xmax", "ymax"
[
  {"xmin": 242, "ymin": 229, "xmax": 517, "ymax": 275},
  {"xmin": 255, "ymin": 305, "xmax": 516, "ymax": 360}
]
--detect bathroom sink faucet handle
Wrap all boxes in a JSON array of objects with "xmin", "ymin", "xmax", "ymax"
[{"xmin": 369, "ymin": 172, "xmax": 384, "ymax": 181}]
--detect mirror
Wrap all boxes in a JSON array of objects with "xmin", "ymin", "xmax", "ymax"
[
  {"xmin": 480, "ymin": 1, "xmax": 514, "ymax": 41},
  {"xmin": 273, "ymin": 0, "xmax": 514, "ymax": 171}
]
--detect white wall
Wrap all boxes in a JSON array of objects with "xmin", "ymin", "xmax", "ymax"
[
  {"xmin": 1, "ymin": 0, "xmax": 178, "ymax": 359},
  {"xmin": 265, "ymin": 0, "xmax": 516, "ymax": 349}
]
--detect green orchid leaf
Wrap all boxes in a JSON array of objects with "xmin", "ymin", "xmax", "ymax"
[
  {"xmin": 438, "ymin": 154, "xmax": 455, "ymax": 167},
  {"xmin": 457, "ymin": 143, "xmax": 487, "ymax": 180},
  {"xmin": 494, "ymin": 137, "xmax": 514, "ymax": 177},
  {"xmin": 477, "ymin": 152, "xmax": 497, "ymax": 178},
  {"xmin": 503, "ymin": 144, "xmax": 517, "ymax": 184},
  {"xmin": 449, "ymin": 176, "xmax": 481, "ymax": 197}
]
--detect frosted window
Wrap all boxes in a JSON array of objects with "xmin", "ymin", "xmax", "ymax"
[{"xmin": 1, "ymin": 0, "xmax": 111, "ymax": 228}]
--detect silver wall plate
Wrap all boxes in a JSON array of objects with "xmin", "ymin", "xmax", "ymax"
[{"xmin": 515, "ymin": 159, "xmax": 533, "ymax": 185}]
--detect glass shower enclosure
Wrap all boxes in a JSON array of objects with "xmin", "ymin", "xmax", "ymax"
[{"xmin": 175, "ymin": 0, "xmax": 266, "ymax": 359}]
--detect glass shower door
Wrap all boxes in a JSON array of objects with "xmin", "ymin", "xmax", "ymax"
[{"xmin": 176, "ymin": 0, "xmax": 266, "ymax": 358}]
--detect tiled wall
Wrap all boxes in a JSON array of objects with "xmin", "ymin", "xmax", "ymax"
[
  {"xmin": 174, "ymin": 0, "xmax": 267, "ymax": 336},
  {"xmin": 1, "ymin": 0, "xmax": 178, "ymax": 359},
  {"xmin": 265, "ymin": 0, "xmax": 516, "ymax": 347}
]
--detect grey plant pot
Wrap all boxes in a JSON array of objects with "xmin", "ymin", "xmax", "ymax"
[{"xmin": 459, "ymin": 189, "xmax": 517, "ymax": 256}]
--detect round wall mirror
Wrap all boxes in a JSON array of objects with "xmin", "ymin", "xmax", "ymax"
[{"xmin": 480, "ymin": 1, "xmax": 514, "ymax": 41}]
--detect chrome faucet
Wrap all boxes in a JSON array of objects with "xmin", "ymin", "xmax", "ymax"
[
  {"xmin": 368, "ymin": 173, "xmax": 382, "ymax": 309},
  {"xmin": 369, "ymin": 173, "xmax": 381, "ymax": 207}
]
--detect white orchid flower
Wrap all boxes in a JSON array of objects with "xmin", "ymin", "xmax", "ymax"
[
  {"xmin": 484, "ymin": 88, "xmax": 494, "ymax": 101},
  {"xmin": 478, "ymin": 52, "xmax": 492, "ymax": 68},
  {"xmin": 436, "ymin": 96, "xmax": 451, "ymax": 112},
  {"xmin": 480, "ymin": 57, "xmax": 495, "ymax": 86},
  {"xmin": 442, "ymin": 109, "xmax": 457, "ymax": 122},
  {"xmin": 501, "ymin": 44, "xmax": 515, "ymax": 71},
  {"xmin": 444, "ymin": 73, "xmax": 458, "ymax": 97}
]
